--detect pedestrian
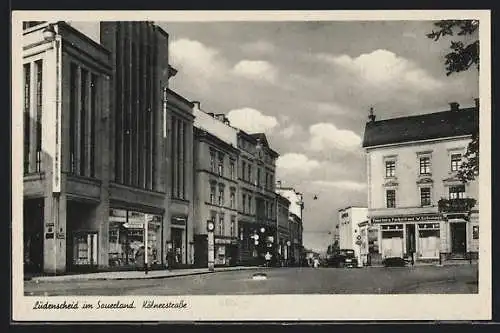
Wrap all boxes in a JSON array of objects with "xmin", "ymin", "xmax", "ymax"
[
  {"xmin": 313, "ymin": 257, "xmax": 320, "ymax": 268},
  {"xmin": 265, "ymin": 252, "xmax": 272, "ymax": 267}
]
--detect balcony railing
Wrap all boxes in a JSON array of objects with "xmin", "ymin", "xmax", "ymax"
[{"xmin": 438, "ymin": 198, "xmax": 477, "ymax": 214}]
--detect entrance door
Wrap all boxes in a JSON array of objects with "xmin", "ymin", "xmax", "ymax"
[
  {"xmin": 406, "ymin": 224, "xmax": 416, "ymax": 255},
  {"xmin": 451, "ymin": 222, "xmax": 467, "ymax": 254},
  {"xmin": 171, "ymin": 228, "xmax": 184, "ymax": 266},
  {"xmin": 23, "ymin": 199, "xmax": 44, "ymax": 273}
]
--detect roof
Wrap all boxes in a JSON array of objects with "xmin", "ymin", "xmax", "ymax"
[{"xmin": 362, "ymin": 107, "xmax": 478, "ymax": 148}]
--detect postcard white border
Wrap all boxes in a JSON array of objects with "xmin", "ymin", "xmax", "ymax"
[{"xmin": 11, "ymin": 10, "xmax": 491, "ymax": 322}]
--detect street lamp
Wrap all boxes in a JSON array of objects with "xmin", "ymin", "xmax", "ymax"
[
  {"xmin": 42, "ymin": 24, "xmax": 57, "ymax": 42},
  {"xmin": 207, "ymin": 220, "xmax": 215, "ymax": 272}
]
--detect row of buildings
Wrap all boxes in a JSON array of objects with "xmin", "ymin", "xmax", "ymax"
[
  {"xmin": 21, "ymin": 21, "xmax": 304, "ymax": 274},
  {"xmin": 332, "ymin": 101, "xmax": 480, "ymax": 266}
]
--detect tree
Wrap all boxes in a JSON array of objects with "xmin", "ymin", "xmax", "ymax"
[
  {"xmin": 427, "ymin": 20, "xmax": 479, "ymax": 76},
  {"xmin": 427, "ymin": 20, "xmax": 479, "ymax": 183}
]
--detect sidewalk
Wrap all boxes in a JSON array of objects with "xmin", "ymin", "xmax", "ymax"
[{"xmin": 29, "ymin": 266, "xmax": 263, "ymax": 283}]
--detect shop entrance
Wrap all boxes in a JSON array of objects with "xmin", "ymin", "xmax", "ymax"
[
  {"xmin": 405, "ymin": 224, "xmax": 416, "ymax": 255},
  {"xmin": 451, "ymin": 222, "xmax": 467, "ymax": 254},
  {"xmin": 23, "ymin": 199, "xmax": 44, "ymax": 273},
  {"xmin": 171, "ymin": 227, "xmax": 184, "ymax": 266}
]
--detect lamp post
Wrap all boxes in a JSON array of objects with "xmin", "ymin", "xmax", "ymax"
[
  {"xmin": 207, "ymin": 220, "xmax": 215, "ymax": 272},
  {"xmin": 144, "ymin": 214, "xmax": 149, "ymax": 274}
]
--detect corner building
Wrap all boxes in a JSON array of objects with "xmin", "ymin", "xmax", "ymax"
[
  {"xmin": 22, "ymin": 21, "xmax": 183, "ymax": 274},
  {"xmin": 362, "ymin": 102, "xmax": 479, "ymax": 262}
]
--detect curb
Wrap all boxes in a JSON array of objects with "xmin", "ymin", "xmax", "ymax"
[{"xmin": 29, "ymin": 267, "xmax": 263, "ymax": 283}]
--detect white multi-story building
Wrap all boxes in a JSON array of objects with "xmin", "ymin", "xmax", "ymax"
[
  {"xmin": 362, "ymin": 101, "xmax": 479, "ymax": 262},
  {"xmin": 338, "ymin": 207, "xmax": 367, "ymax": 267}
]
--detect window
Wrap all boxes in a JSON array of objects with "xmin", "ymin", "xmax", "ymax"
[
  {"xmin": 210, "ymin": 184, "xmax": 216, "ymax": 204},
  {"xmin": 248, "ymin": 195, "xmax": 252, "ymax": 213},
  {"xmin": 385, "ymin": 160, "xmax": 396, "ymax": 177},
  {"xmin": 242, "ymin": 194, "xmax": 246, "ymax": 213},
  {"xmin": 230, "ymin": 190, "xmax": 235, "ymax": 209},
  {"xmin": 270, "ymin": 203, "xmax": 274, "ymax": 219},
  {"xmin": 451, "ymin": 154, "xmax": 462, "ymax": 172},
  {"xmin": 218, "ymin": 215, "xmax": 224, "ymax": 236},
  {"xmin": 242, "ymin": 161, "xmax": 246, "ymax": 180},
  {"xmin": 248, "ymin": 165, "xmax": 252, "ymax": 183},
  {"xmin": 210, "ymin": 150, "xmax": 216, "ymax": 173},
  {"xmin": 218, "ymin": 185, "xmax": 224, "ymax": 206},
  {"xmin": 230, "ymin": 160, "xmax": 235, "ymax": 179},
  {"xmin": 218, "ymin": 153, "xmax": 224, "ymax": 176},
  {"xmin": 35, "ymin": 60, "xmax": 43, "ymax": 172},
  {"xmin": 419, "ymin": 157, "xmax": 431, "ymax": 175},
  {"xmin": 257, "ymin": 168, "xmax": 261, "ymax": 187},
  {"xmin": 420, "ymin": 187, "xmax": 431, "ymax": 206},
  {"xmin": 386, "ymin": 189, "xmax": 396, "ymax": 208},
  {"xmin": 230, "ymin": 216, "xmax": 236, "ymax": 237},
  {"xmin": 23, "ymin": 64, "xmax": 30, "ymax": 174},
  {"xmin": 449, "ymin": 185, "xmax": 465, "ymax": 199}
]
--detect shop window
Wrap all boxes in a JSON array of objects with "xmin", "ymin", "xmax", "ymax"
[
  {"xmin": 73, "ymin": 232, "xmax": 98, "ymax": 266},
  {"xmin": 385, "ymin": 160, "xmax": 396, "ymax": 177},
  {"xmin": 108, "ymin": 209, "xmax": 162, "ymax": 267},
  {"xmin": 420, "ymin": 187, "xmax": 431, "ymax": 206}
]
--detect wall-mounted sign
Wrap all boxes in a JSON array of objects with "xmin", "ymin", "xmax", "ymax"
[{"xmin": 372, "ymin": 214, "xmax": 440, "ymax": 224}]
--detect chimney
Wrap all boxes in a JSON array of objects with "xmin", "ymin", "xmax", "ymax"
[
  {"xmin": 192, "ymin": 101, "xmax": 201, "ymax": 109},
  {"xmin": 474, "ymin": 98, "xmax": 479, "ymax": 109},
  {"xmin": 449, "ymin": 102, "xmax": 460, "ymax": 111},
  {"xmin": 368, "ymin": 107, "xmax": 376, "ymax": 122}
]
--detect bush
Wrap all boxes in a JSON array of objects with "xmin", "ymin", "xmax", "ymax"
[{"xmin": 382, "ymin": 257, "xmax": 407, "ymax": 267}]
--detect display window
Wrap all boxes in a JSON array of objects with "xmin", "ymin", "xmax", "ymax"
[
  {"xmin": 108, "ymin": 208, "xmax": 162, "ymax": 267},
  {"xmin": 73, "ymin": 232, "xmax": 98, "ymax": 266}
]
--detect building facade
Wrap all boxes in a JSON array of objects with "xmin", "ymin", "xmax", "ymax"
[
  {"xmin": 192, "ymin": 103, "xmax": 240, "ymax": 267},
  {"xmin": 237, "ymin": 131, "xmax": 279, "ymax": 265},
  {"xmin": 338, "ymin": 207, "xmax": 367, "ymax": 267},
  {"xmin": 275, "ymin": 182, "xmax": 304, "ymax": 265},
  {"xmin": 22, "ymin": 21, "xmax": 184, "ymax": 274},
  {"xmin": 165, "ymin": 89, "xmax": 195, "ymax": 266},
  {"xmin": 362, "ymin": 102, "xmax": 479, "ymax": 262},
  {"xmin": 276, "ymin": 193, "xmax": 291, "ymax": 266}
]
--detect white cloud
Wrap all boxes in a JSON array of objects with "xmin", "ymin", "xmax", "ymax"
[
  {"xmin": 308, "ymin": 123, "xmax": 362, "ymax": 152},
  {"xmin": 242, "ymin": 40, "xmax": 276, "ymax": 54},
  {"xmin": 311, "ymin": 180, "xmax": 367, "ymax": 192},
  {"xmin": 276, "ymin": 153, "xmax": 321, "ymax": 174},
  {"xmin": 314, "ymin": 102, "xmax": 351, "ymax": 115},
  {"xmin": 232, "ymin": 60, "xmax": 277, "ymax": 83},
  {"xmin": 316, "ymin": 49, "xmax": 443, "ymax": 91},
  {"xmin": 227, "ymin": 108, "xmax": 279, "ymax": 133},
  {"xmin": 170, "ymin": 38, "xmax": 226, "ymax": 77},
  {"xmin": 279, "ymin": 124, "xmax": 303, "ymax": 139}
]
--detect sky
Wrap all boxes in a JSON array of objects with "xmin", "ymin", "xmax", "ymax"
[{"xmin": 71, "ymin": 20, "xmax": 479, "ymax": 253}]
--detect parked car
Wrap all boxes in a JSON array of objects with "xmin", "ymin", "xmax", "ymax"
[{"xmin": 327, "ymin": 249, "xmax": 358, "ymax": 268}]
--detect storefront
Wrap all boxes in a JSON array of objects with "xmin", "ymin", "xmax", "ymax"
[
  {"xmin": 214, "ymin": 237, "xmax": 238, "ymax": 266},
  {"xmin": 374, "ymin": 214, "xmax": 442, "ymax": 260},
  {"xmin": 108, "ymin": 208, "xmax": 163, "ymax": 268},
  {"xmin": 169, "ymin": 216, "xmax": 187, "ymax": 266}
]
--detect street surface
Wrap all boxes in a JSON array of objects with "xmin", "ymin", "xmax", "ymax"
[{"xmin": 24, "ymin": 264, "xmax": 478, "ymax": 296}]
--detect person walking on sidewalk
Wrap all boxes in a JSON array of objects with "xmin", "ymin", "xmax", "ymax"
[{"xmin": 265, "ymin": 252, "xmax": 272, "ymax": 267}]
